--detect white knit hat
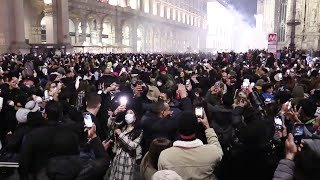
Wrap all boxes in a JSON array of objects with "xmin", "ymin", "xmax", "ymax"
[
  {"xmin": 25, "ymin": 100, "xmax": 40, "ymax": 112},
  {"xmin": 16, "ymin": 108, "xmax": 31, "ymax": 123},
  {"xmin": 152, "ymin": 170, "xmax": 182, "ymax": 180}
]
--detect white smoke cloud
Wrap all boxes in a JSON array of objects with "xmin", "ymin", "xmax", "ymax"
[{"xmin": 207, "ymin": 1, "xmax": 267, "ymax": 52}]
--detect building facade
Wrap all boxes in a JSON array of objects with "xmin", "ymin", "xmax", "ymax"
[
  {"xmin": 257, "ymin": 0, "xmax": 320, "ymax": 50},
  {"xmin": 0, "ymin": 0, "xmax": 208, "ymax": 54}
]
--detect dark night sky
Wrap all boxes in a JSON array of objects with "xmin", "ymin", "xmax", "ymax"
[{"xmin": 224, "ymin": 0, "xmax": 257, "ymax": 26}]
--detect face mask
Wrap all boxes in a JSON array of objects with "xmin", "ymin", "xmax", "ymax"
[
  {"xmin": 125, "ymin": 114, "xmax": 135, "ymax": 124},
  {"xmin": 157, "ymin": 81, "xmax": 163, "ymax": 87},
  {"xmin": 8, "ymin": 100, "xmax": 14, "ymax": 107}
]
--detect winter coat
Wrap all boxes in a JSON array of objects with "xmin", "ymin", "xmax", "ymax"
[
  {"xmin": 273, "ymin": 159, "xmax": 295, "ymax": 180},
  {"xmin": 158, "ymin": 128, "xmax": 223, "ymax": 180},
  {"xmin": 109, "ymin": 125, "xmax": 143, "ymax": 180},
  {"xmin": 140, "ymin": 112, "xmax": 172, "ymax": 155}
]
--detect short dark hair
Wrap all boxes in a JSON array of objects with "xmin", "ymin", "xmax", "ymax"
[
  {"xmin": 86, "ymin": 92, "xmax": 101, "ymax": 109},
  {"xmin": 45, "ymin": 101, "xmax": 63, "ymax": 121},
  {"xmin": 150, "ymin": 99, "xmax": 166, "ymax": 114},
  {"xmin": 262, "ymin": 83, "xmax": 273, "ymax": 93},
  {"xmin": 160, "ymin": 90, "xmax": 173, "ymax": 101}
]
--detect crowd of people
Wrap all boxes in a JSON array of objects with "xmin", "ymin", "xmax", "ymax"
[{"xmin": 0, "ymin": 49, "xmax": 319, "ymax": 180}]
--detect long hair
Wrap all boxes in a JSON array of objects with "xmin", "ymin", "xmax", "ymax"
[{"xmin": 142, "ymin": 138, "xmax": 172, "ymax": 172}]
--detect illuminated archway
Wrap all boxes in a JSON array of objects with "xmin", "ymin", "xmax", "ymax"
[
  {"xmin": 102, "ymin": 17, "xmax": 115, "ymax": 45},
  {"xmin": 122, "ymin": 24, "xmax": 130, "ymax": 47},
  {"xmin": 137, "ymin": 25, "xmax": 145, "ymax": 52}
]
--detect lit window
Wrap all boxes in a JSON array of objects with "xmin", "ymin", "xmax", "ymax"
[
  {"xmin": 178, "ymin": 11, "xmax": 181, "ymax": 22},
  {"xmin": 160, "ymin": 4, "xmax": 164, "ymax": 17},
  {"xmin": 144, "ymin": 0, "xmax": 149, "ymax": 13},
  {"xmin": 172, "ymin": 9, "xmax": 176, "ymax": 20},
  {"xmin": 278, "ymin": 0, "xmax": 287, "ymax": 42},
  {"xmin": 109, "ymin": 0, "xmax": 117, "ymax": 6},
  {"xmin": 190, "ymin": 16, "xmax": 193, "ymax": 26},
  {"xmin": 187, "ymin": 15, "xmax": 190, "ymax": 24},
  {"xmin": 182, "ymin": 13, "xmax": 185, "ymax": 23},
  {"xmin": 130, "ymin": 0, "xmax": 137, "ymax": 9},
  {"xmin": 153, "ymin": 1, "xmax": 157, "ymax": 15}
]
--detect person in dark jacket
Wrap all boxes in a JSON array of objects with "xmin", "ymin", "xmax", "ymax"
[
  {"xmin": 273, "ymin": 135, "xmax": 320, "ymax": 180},
  {"xmin": 140, "ymin": 84, "xmax": 191, "ymax": 156},
  {"xmin": 266, "ymin": 53, "xmax": 276, "ymax": 68},
  {"xmin": 85, "ymin": 92, "xmax": 106, "ymax": 141},
  {"xmin": 159, "ymin": 89, "xmax": 192, "ymax": 119},
  {"xmin": 219, "ymin": 106, "xmax": 275, "ymax": 180},
  {"xmin": 18, "ymin": 101, "xmax": 80, "ymax": 180},
  {"xmin": 97, "ymin": 75, "xmax": 119, "ymax": 136},
  {"xmin": 208, "ymin": 92, "xmax": 235, "ymax": 150},
  {"xmin": 4, "ymin": 111, "xmax": 45, "ymax": 156}
]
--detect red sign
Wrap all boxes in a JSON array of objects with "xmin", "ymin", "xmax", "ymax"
[{"xmin": 268, "ymin": 33, "xmax": 277, "ymax": 43}]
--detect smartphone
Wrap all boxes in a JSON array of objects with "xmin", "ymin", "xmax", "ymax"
[
  {"xmin": 274, "ymin": 116, "xmax": 282, "ymax": 130},
  {"xmin": 195, "ymin": 107, "xmax": 203, "ymax": 119},
  {"xmin": 285, "ymin": 100, "xmax": 292, "ymax": 111},
  {"xmin": 119, "ymin": 96, "xmax": 128, "ymax": 106},
  {"xmin": 44, "ymin": 90, "xmax": 49, "ymax": 102},
  {"xmin": 186, "ymin": 79, "xmax": 191, "ymax": 85},
  {"xmin": 84, "ymin": 113, "xmax": 93, "ymax": 128},
  {"xmin": 242, "ymin": 79, "xmax": 250, "ymax": 89},
  {"xmin": 293, "ymin": 123, "xmax": 304, "ymax": 145},
  {"xmin": 0, "ymin": 97, "xmax": 3, "ymax": 108},
  {"xmin": 250, "ymin": 82, "xmax": 255, "ymax": 88}
]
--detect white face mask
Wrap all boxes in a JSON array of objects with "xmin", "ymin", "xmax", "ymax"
[
  {"xmin": 8, "ymin": 100, "xmax": 14, "ymax": 107},
  {"xmin": 157, "ymin": 81, "xmax": 163, "ymax": 87},
  {"xmin": 125, "ymin": 114, "xmax": 135, "ymax": 124}
]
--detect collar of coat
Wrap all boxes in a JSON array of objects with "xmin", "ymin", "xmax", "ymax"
[{"xmin": 173, "ymin": 139, "xmax": 204, "ymax": 148}]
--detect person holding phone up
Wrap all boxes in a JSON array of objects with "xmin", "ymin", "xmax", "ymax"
[
  {"xmin": 158, "ymin": 110, "xmax": 223, "ymax": 180},
  {"xmin": 107, "ymin": 104, "xmax": 143, "ymax": 180}
]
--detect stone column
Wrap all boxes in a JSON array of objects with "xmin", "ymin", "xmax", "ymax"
[
  {"xmin": 140, "ymin": 0, "xmax": 144, "ymax": 12},
  {"xmin": 157, "ymin": 2, "xmax": 161, "ymax": 16},
  {"xmin": 43, "ymin": 4, "xmax": 57, "ymax": 44},
  {"xmin": 149, "ymin": 0, "xmax": 153, "ymax": 14},
  {"xmin": 97, "ymin": 20, "xmax": 103, "ymax": 44},
  {"xmin": 131, "ymin": 18, "xmax": 138, "ymax": 52},
  {"xmin": 74, "ymin": 21, "xmax": 80, "ymax": 44},
  {"xmin": 0, "ymin": 0, "xmax": 11, "ymax": 53},
  {"xmin": 10, "ymin": 0, "xmax": 30, "ymax": 53},
  {"xmin": 56, "ymin": 0, "xmax": 71, "ymax": 49},
  {"xmin": 80, "ymin": 18, "xmax": 87, "ymax": 44},
  {"xmin": 114, "ymin": 14, "xmax": 123, "ymax": 44}
]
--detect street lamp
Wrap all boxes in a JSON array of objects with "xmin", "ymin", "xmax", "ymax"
[{"xmin": 43, "ymin": 0, "xmax": 52, "ymax": 5}]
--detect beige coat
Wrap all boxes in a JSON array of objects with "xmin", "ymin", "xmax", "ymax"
[{"xmin": 158, "ymin": 128, "xmax": 223, "ymax": 180}]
